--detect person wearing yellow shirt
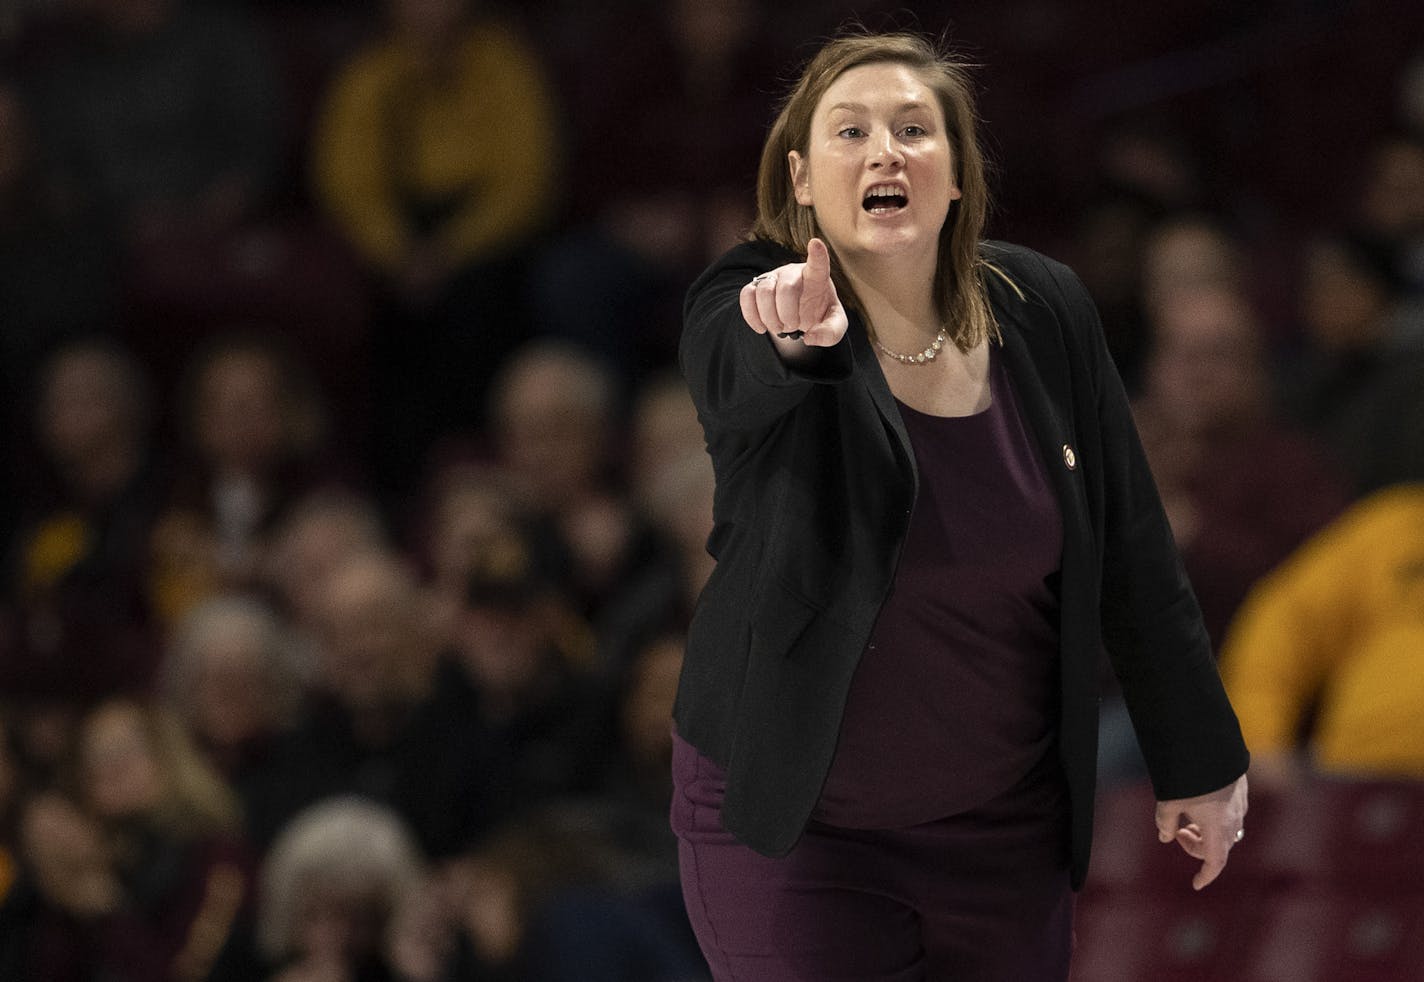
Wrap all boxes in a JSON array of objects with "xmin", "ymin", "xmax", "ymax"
[
  {"xmin": 311, "ymin": 0, "xmax": 563, "ymax": 503},
  {"xmin": 1220, "ymin": 483, "xmax": 1424, "ymax": 786},
  {"xmin": 312, "ymin": 0, "xmax": 559, "ymax": 298}
]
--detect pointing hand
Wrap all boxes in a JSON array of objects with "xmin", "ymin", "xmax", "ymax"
[{"xmin": 738, "ymin": 238, "xmax": 849, "ymax": 348}]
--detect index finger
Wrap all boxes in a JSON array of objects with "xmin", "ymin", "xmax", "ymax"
[
  {"xmin": 800, "ymin": 238, "xmax": 837, "ymax": 325},
  {"xmin": 804, "ymin": 237, "xmax": 831, "ymax": 285}
]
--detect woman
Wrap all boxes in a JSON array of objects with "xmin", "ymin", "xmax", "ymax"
[
  {"xmin": 12, "ymin": 699, "xmax": 258, "ymax": 981},
  {"xmin": 311, "ymin": 0, "xmax": 560, "ymax": 500},
  {"xmin": 671, "ymin": 32, "xmax": 1249, "ymax": 980},
  {"xmin": 258, "ymin": 797, "xmax": 423, "ymax": 982},
  {"xmin": 149, "ymin": 333, "xmax": 330, "ymax": 625}
]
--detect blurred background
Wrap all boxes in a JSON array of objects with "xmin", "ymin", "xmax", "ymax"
[{"xmin": 0, "ymin": 0, "xmax": 1421, "ymax": 979}]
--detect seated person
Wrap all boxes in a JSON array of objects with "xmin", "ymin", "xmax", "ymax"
[{"xmin": 1220, "ymin": 484, "xmax": 1424, "ymax": 788}]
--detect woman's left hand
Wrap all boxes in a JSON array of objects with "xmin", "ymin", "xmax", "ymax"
[{"xmin": 1154, "ymin": 772, "xmax": 1249, "ymax": 890}]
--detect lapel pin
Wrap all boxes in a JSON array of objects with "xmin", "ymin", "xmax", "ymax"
[{"xmin": 1063, "ymin": 444, "xmax": 1077, "ymax": 470}]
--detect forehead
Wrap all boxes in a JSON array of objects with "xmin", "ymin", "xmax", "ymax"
[
  {"xmin": 1160, "ymin": 292, "xmax": 1254, "ymax": 346},
  {"xmin": 816, "ymin": 62, "xmax": 940, "ymax": 119}
]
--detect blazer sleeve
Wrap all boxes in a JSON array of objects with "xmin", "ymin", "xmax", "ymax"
[
  {"xmin": 1041, "ymin": 257, "xmax": 1250, "ymax": 800},
  {"xmin": 680, "ymin": 240, "xmax": 857, "ymax": 433}
]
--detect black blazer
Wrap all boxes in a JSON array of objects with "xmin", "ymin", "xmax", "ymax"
[{"xmin": 674, "ymin": 238, "xmax": 1249, "ymax": 889}]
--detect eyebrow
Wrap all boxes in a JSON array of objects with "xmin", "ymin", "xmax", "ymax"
[{"xmin": 827, "ymin": 100, "xmax": 932, "ymax": 114}]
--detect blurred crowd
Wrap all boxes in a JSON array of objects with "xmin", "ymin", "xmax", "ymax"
[{"xmin": 0, "ymin": 0, "xmax": 1421, "ymax": 979}]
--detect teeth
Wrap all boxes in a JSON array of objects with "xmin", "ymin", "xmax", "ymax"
[{"xmin": 866, "ymin": 186, "xmax": 905, "ymax": 197}]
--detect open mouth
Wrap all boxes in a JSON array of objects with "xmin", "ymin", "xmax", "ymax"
[{"xmin": 863, "ymin": 185, "xmax": 909, "ymax": 213}]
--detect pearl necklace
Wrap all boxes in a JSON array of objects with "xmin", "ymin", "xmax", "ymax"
[{"xmin": 872, "ymin": 326, "xmax": 948, "ymax": 365}]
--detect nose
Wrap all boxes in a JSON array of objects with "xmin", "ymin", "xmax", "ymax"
[{"xmin": 869, "ymin": 133, "xmax": 905, "ymax": 169}]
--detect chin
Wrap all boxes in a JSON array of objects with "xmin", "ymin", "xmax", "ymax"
[{"xmin": 843, "ymin": 229, "xmax": 935, "ymax": 261}]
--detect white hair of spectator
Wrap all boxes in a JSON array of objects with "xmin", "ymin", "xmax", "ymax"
[
  {"xmin": 257, "ymin": 796, "xmax": 425, "ymax": 960},
  {"xmin": 163, "ymin": 594, "xmax": 310, "ymax": 726}
]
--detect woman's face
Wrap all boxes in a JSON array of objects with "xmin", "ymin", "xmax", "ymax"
[
  {"xmin": 1146, "ymin": 288, "xmax": 1263, "ymax": 435},
  {"xmin": 195, "ymin": 350, "xmax": 286, "ymax": 475},
  {"xmin": 294, "ymin": 885, "xmax": 385, "ymax": 964},
  {"xmin": 789, "ymin": 62, "xmax": 960, "ymax": 266},
  {"xmin": 81, "ymin": 704, "xmax": 164, "ymax": 819},
  {"xmin": 192, "ymin": 627, "xmax": 271, "ymax": 749},
  {"xmin": 40, "ymin": 351, "xmax": 134, "ymax": 468}
]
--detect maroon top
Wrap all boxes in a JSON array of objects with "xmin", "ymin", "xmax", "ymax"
[{"xmin": 813, "ymin": 342, "xmax": 1064, "ymax": 828}]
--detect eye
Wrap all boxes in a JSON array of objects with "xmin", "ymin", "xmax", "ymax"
[
  {"xmin": 837, "ymin": 126, "xmax": 865, "ymax": 139},
  {"xmin": 901, "ymin": 125, "xmax": 928, "ymax": 138}
]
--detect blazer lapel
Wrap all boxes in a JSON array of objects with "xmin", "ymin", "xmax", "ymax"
[
  {"xmin": 849, "ymin": 315, "xmax": 917, "ymax": 486},
  {"xmin": 995, "ymin": 289, "xmax": 1084, "ymax": 521}
]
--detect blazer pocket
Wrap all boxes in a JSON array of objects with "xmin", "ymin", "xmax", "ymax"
[{"xmin": 748, "ymin": 578, "xmax": 821, "ymax": 664}]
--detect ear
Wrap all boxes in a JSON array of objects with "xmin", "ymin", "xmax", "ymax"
[
  {"xmin": 789, "ymin": 150, "xmax": 813, "ymax": 207},
  {"xmin": 948, "ymin": 181, "xmax": 963, "ymax": 202}
]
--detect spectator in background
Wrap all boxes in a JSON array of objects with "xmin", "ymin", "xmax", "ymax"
[
  {"xmin": 1, "ymin": 339, "xmax": 164, "ymax": 771},
  {"xmin": 1095, "ymin": 123, "xmax": 1206, "ymax": 218},
  {"xmin": 1062, "ymin": 127, "xmax": 1207, "ymax": 390},
  {"xmin": 449, "ymin": 524, "xmax": 610, "ymax": 815},
  {"xmin": 258, "ymin": 797, "xmax": 422, "ymax": 982},
  {"xmin": 1139, "ymin": 216, "xmax": 1246, "ymax": 323},
  {"xmin": 604, "ymin": 635, "xmax": 686, "ymax": 861},
  {"xmin": 415, "ymin": 463, "xmax": 566, "ymax": 652},
  {"xmin": 597, "ymin": 447, "xmax": 715, "ymax": 678},
  {"xmin": 149, "ymin": 334, "xmax": 329, "ymax": 626},
  {"xmin": 1064, "ymin": 194, "xmax": 1159, "ymax": 393},
  {"xmin": 1358, "ymin": 134, "xmax": 1424, "ymax": 270},
  {"xmin": 0, "ymin": 75, "xmax": 115, "ymax": 495},
  {"xmin": 28, "ymin": 0, "xmax": 278, "ymax": 246},
  {"xmin": 532, "ymin": 0, "xmax": 780, "ymax": 374},
  {"xmin": 1355, "ymin": 132, "xmax": 1424, "ymax": 334},
  {"xmin": 396, "ymin": 636, "xmax": 706, "ymax": 982},
  {"xmin": 311, "ymin": 0, "xmax": 560, "ymax": 502},
  {"xmin": 262, "ymin": 487, "xmax": 389, "ymax": 642},
  {"xmin": 593, "ymin": 372, "xmax": 713, "ymax": 673},
  {"xmin": 1133, "ymin": 284, "xmax": 1351, "ymax": 647},
  {"xmin": 1097, "ymin": 282, "xmax": 1352, "ymax": 787},
  {"xmin": 8, "ymin": 699, "xmax": 259, "ymax": 981},
  {"xmin": 267, "ymin": 552, "xmax": 506, "ymax": 859},
  {"xmin": 8, "ymin": 792, "xmax": 124, "ymax": 979},
  {"xmin": 1280, "ymin": 232, "xmax": 1424, "ymax": 492},
  {"xmin": 1220, "ymin": 483, "xmax": 1424, "ymax": 790},
  {"xmin": 161, "ymin": 595, "xmax": 309, "ymax": 849},
  {"xmin": 512, "ymin": 631, "xmax": 712, "ymax": 973},
  {"xmin": 488, "ymin": 342, "xmax": 659, "ymax": 622},
  {"xmin": 626, "ymin": 372, "xmax": 707, "ymax": 504},
  {"xmin": 391, "ymin": 814, "xmax": 607, "ymax": 982}
]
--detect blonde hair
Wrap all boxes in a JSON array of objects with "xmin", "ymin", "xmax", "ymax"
[
  {"xmin": 751, "ymin": 31, "xmax": 998, "ymax": 352},
  {"xmin": 81, "ymin": 699, "xmax": 242, "ymax": 838}
]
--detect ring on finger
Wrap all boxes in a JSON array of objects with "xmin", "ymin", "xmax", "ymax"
[{"xmin": 751, "ymin": 273, "xmax": 774, "ymax": 286}]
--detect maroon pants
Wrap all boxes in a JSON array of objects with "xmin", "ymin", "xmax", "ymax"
[{"xmin": 671, "ymin": 734, "xmax": 1075, "ymax": 981}]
